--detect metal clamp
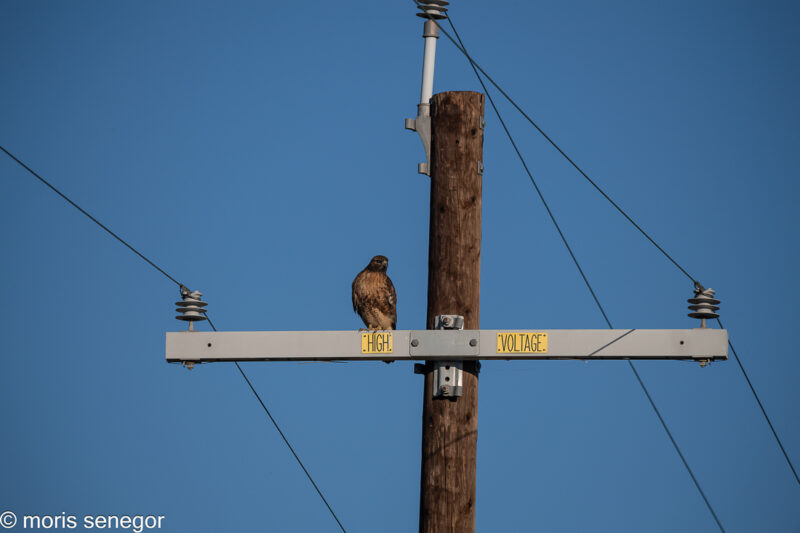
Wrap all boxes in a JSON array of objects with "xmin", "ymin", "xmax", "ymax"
[{"xmin": 432, "ymin": 314, "xmax": 464, "ymax": 398}]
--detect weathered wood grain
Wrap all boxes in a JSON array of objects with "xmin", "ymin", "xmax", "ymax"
[{"xmin": 420, "ymin": 91, "xmax": 484, "ymax": 533}]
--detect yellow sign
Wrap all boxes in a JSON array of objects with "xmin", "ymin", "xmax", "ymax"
[
  {"xmin": 361, "ymin": 332, "xmax": 393, "ymax": 354},
  {"xmin": 496, "ymin": 332, "xmax": 548, "ymax": 354}
]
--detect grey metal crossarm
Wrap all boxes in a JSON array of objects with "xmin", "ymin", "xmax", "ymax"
[{"xmin": 165, "ymin": 329, "xmax": 728, "ymax": 363}]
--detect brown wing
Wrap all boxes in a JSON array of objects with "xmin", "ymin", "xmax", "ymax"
[
  {"xmin": 352, "ymin": 271, "xmax": 364, "ymax": 313},
  {"xmin": 385, "ymin": 276, "xmax": 397, "ymax": 329},
  {"xmin": 368, "ymin": 273, "xmax": 396, "ymax": 326}
]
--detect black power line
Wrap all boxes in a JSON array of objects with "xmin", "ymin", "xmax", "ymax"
[
  {"xmin": 1, "ymin": 145, "xmax": 348, "ymax": 530},
  {"xmin": 204, "ymin": 313, "xmax": 348, "ymax": 533},
  {"xmin": 430, "ymin": 25, "xmax": 696, "ymax": 284},
  {"xmin": 443, "ymin": 16, "xmax": 726, "ymax": 532},
  {"xmin": 718, "ymin": 318, "xmax": 800, "ymax": 485},
  {"xmin": 0, "ymin": 145, "xmax": 185, "ymax": 288},
  {"xmin": 436, "ymin": 16, "xmax": 800, "ymax": 492}
]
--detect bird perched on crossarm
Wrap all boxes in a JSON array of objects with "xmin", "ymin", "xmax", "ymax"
[{"xmin": 352, "ymin": 255, "xmax": 396, "ymax": 330}]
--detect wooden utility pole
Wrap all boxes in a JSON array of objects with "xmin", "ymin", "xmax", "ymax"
[{"xmin": 420, "ymin": 91, "xmax": 485, "ymax": 533}]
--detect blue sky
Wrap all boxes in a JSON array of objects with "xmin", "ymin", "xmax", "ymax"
[{"xmin": 1, "ymin": 1, "xmax": 798, "ymax": 532}]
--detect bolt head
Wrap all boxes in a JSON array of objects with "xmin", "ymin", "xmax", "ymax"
[
  {"xmin": 469, "ymin": 339, "xmax": 478, "ymax": 347},
  {"xmin": 443, "ymin": 317, "xmax": 452, "ymax": 326},
  {"xmin": 411, "ymin": 339, "xmax": 420, "ymax": 347}
]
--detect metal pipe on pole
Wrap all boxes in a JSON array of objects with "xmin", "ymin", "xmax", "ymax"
[
  {"xmin": 419, "ymin": 19, "xmax": 439, "ymax": 111},
  {"xmin": 405, "ymin": 1, "xmax": 450, "ymax": 176}
]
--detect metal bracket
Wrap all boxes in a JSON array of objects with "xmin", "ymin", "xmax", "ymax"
[
  {"xmin": 434, "ymin": 361, "xmax": 463, "ymax": 397},
  {"xmin": 409, "ymin": 330, "xmax": 479, "ymax": 357},
  {"xmin": 405, "ymin": 106, "xmax": 432, "ymax": 176},
  {"xmin": 435, "ymin": 315, "xmax": 463, "ymax": 330},
  {"xmin": 432, "ymin": 314, "xmax": 464, "ymax": 398}
]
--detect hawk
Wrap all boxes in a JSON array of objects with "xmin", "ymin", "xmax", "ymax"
[{"xmin": 352, "ymin": 255, "xmax": 397, "ymax": 330}]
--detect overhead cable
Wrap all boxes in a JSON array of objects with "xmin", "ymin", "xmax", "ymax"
[
  {"xmin": 438, "ymin": 13, "xmax": 799, "ymax": 492},
  {"xmin": 0, "ymin": 145, "xmax": 185, "ymax": 288},
  {"xmin": 204, "ymin": 312, "xmax": 348, "ymax": 533},
  {"xmin": 0, "ymin": 145, "xmax": 348, "ymax": 531},
  {"xmin": 442, "ymin": 16, "xmax": 726, "ymax": 531},
  {"xmin": 431, "ymin": 24, "xmax": 696, "ymax": 284},
  {"xmin": 717, "ymin": 317, "xmax": 800, "ymax": 486}
]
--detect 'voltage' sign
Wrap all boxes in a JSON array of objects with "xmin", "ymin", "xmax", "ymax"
[{"xmin": 496, "ymin": 332, "xmax": 548, "ymax": 354}]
